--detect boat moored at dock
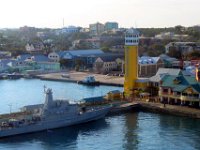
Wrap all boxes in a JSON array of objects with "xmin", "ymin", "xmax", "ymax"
[
  {"xmin": 78, "ymin": 75, "xmax": 100, "ymax": 86},
  {"xmin": 0, "ymin": 87, "xmax": 111, "ymax": 138}
]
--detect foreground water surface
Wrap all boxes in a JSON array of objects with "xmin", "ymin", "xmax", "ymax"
[{"xmin": 0, "ymin": 79, "xmax": 200, "ymax": 150}]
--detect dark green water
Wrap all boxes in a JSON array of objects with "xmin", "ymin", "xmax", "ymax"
[{"xmin": 0, "ymin": 79, "xmax": 200, "ymax": 150}]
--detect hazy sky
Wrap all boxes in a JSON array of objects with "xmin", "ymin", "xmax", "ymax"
[{"xmin": 0, "ymin": 0, "xmax": 199, "ymax": 28}]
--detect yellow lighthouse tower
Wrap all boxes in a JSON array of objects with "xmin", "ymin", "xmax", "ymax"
[{"xmin": 124, "ymin": 28, "xmax": 139, "ymax": 98}]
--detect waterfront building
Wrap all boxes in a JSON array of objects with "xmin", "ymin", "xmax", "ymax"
[
  {"xmin": 104, "ymin": 22, "xmax": 118, "ymax": 31},
  {"xmin": 48, "ymin": 49, "xmax": 104, "ymax": 68},
  {"xmin": 159, "ymin": 74, "xmax": 200, "ymax": 106},
  {"xmin": 148, "ymin": 68, "xmax": 182, "ymax": 96},
  {"xmin": 93, "ymin": 54, "xmax": 124, "ymax": 74},
  {"xmin": 0, "ymin": 58, "xmax": 31, "ymax": 73},
  {"xmin": 16, "ymin": 54, "xmax": 60, "ymax": 72},
  {"xmin": 89, "ymin": 22, "xmax": 105, "ymax": 36}
]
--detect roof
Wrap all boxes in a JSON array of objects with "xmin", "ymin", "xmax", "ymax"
[
  {"xmin": 139, "ymin": 56, "xmax": 161, "ymax": 64},
  {"xmin": 0, "ymin": 59, "xmax": 19, "ymax": 68},
  {"xmin": 17, "ymin": 54, "xmax": 32, "ymax": 61},
  {"xmin": 159, "ymin": 54, "xmax": 177, "ymax": 62},
  {"xmin": 125, "ymin": 28, "xmax": 140, "ymax": 35},
  {"xmin": 160, "ymin": 75, "xmax": 200, "ymax": 93},
  {"xmin": 108, "ymin": 90, "xmax": 121, "ymax": 94},
  {"xmin": 156, "ymin": 68, "xmax": 181, "ymax": 76},
  {"xmin": 96, "ymin": 53, "xmax": 124, "ymax": 62},
  {"xmin": 31, "ymin": 55, "xmax": 50, "ymax": 62},
  {"xmin": 149, "ymin": 74, "xmax": 166, "ymax": 83},
  {"xmin": 58, "ymin": 49, "xmax": 104, "ymax": 58},
  {"xmin": 183, "ymin": 66, "xmax": 196, "ymax": 76},
  {"xmin": 81, "ymin": 96, "xmax": 104, "ymax": 103}
]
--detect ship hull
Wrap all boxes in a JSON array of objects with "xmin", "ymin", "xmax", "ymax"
[{"xmin": 0, "ymin": 106, "xmax": 111, "ymax": 138}]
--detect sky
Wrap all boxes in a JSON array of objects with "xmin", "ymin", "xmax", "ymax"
[{"xmin": 0, "ymin": 0, "xmax": 199, "ymax": 28}]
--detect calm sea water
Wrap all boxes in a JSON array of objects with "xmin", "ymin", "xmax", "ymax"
[
  {"xmin": 0, "ymin": 79, "xmax": 123, "ymax": 114},
  {"xmin": 0, "ymin": 79, "xmax": 200, "ymax": 150}
]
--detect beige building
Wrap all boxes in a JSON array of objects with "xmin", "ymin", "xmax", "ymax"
[
  {"xmin": 138, "ymin": 56, "xmax": 164, "ymax": 77},
  {"xmin": 93, "ymin": 55, "xmax": 124, "ymax": 74}
]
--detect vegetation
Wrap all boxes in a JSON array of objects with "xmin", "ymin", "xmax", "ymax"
[{"xmin": 0, "ymin": 25, "xmax": 199, "ymax": 57}]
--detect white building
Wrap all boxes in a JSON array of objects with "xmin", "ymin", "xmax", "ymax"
[
  {"xmin": 48, "ymin": 52, "xmax": 60, "ymax": 62},
  {"xmin": 62, "ymin": 26, "xmax": 80, "ymax": 34}
]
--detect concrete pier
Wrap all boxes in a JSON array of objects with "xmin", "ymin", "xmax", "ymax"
[
  {"xmin": 37, "ymin": 72, "xmax": 124, "ymax": 87},
  {"xmin": 137, "ymin": 101, "xmax": 200, "ymax": 119}
]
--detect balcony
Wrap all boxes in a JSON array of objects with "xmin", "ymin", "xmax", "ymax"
[
  {"xmin": 159, "ymin": 92, "xmax": 180, "ymax": 99},
  {"xmin": 181, "ymin": 96, "xmax": 200, "ymax": 101},
  {"xmin": 159, "ymin": 92, "xmax": 200, "ymax": 102}
]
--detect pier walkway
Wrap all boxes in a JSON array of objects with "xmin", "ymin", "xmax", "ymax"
[{"xmin": 37, "ymin": 71, "xmax": 124, "ymax": 86}]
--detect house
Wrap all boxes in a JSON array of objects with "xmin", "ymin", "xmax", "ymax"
[
  {"xmin": 25, "ymin": 42, "xmax": 44, "ymax": 53},
  {"xmin": 17, "ymin": 54, "xmax": 60, "ymax": 71},
  {"xmin": 0, "ymin": 59, "xmax": 12, "ymax": 72},
  {"xmin": 93, "ymin": 54, "xmax": 124, "ymax": 74},
  {"xmin": 155, "ymin": 32, "xmax": 188, "ymax": 40},
  {"xmin": 159, "ymin": 75, "xmax": 200, "ymax": 107},
  {"xmin": 148, "ymin": 68, "xmax": 182, "ymax": 96},
  {"xmin": 25, "ymin": 55, "xmax": 60, "ymax": 71},
  {"xmin": 138, "ymin": 56, "xmax": 164, "ymax": 77},
  {"xmin": 165, "ymin": 42, "xmax": 200, "ymax": 54},
  {"xmin": 0, "ymin": 59, "xmax": 28, "ymax": 72},
  {"xmin": 48, "ymin": 49, "xmax": 104, "ymax": 68},
  {"xmin": 72, "ymin": 38, "xmax": 100, "ymax": 49}
]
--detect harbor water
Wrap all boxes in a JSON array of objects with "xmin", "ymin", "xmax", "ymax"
[
  {"xmin": 0, "ymin": 79, "xmax": 200, "ymax": 150},
  {"xmin": 0, "ymin": 79, "xmax": 123, "ymax": 114}
]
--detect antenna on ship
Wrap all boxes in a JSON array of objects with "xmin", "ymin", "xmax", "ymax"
[
  {"xmin": 44, "ymin": 85, "xmax": 47, "ymax": 93},
  {"xmin": 8, "ymin": 104, "xmax": 12, "ymax": 114}
]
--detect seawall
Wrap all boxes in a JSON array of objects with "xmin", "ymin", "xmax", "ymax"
[
  {"xmin": 137, "ymin": 101, "xmax": 200, "ymax": 119},
  {"xmin": 107, "ymin": 101, "xmax": 200, "ymax": 119}
]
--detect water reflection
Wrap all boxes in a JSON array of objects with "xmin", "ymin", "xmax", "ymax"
[
  {"xmin": 122, "ymin": 113, "xmax": 139, "ymax": 150},
  {"xmin": 0, "ymin": 119, "xmax": 109, "ymax": 150}
]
